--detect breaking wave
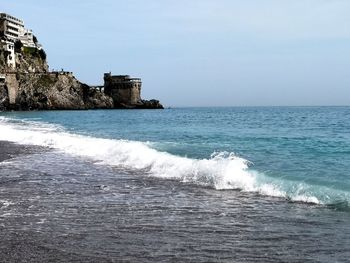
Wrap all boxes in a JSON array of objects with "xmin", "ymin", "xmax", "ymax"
[{"xmin": 0, "ymin": 116, "xmax": 349, "ymax": 208}]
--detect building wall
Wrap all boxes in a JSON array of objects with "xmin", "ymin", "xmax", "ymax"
[
  {"xmin": 5, "ymin": 74, "xmax": 18, "ymax": 104},
  {"xmin": 0, "ymin": 21, "xmax": 6, "ymax": 36},
  {"xmin": 19, "ymin": 28, "xmax": 36, "ymax": 48},
  {"xmin": 104, "ymin": 73, "xmax": 142, "ymax": 106},
  {"xmin": 1, "ymin": 40, "xmax": 15, "ymax": 68},
  {"xmin": 0, "ymin": 13, "xmax": 36, "ymax": 47},
  {"xmin": 0, "ymin": 13, "xmax": 24, "ymax": 41},
  {"xmin": 111, "ymin": 83, "xmax": 141, "ymax": 105},
  {"xmin": 0, "ymin": 13, "xmax": 40, "ymax": 69}
]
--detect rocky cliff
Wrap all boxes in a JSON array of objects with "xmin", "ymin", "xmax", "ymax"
[
  {"xmin": 13, "ymin": 73, "xmax": 114, "ymax": 110},
  {"xmin": 0, "ymin": 37, "xmax": 162, "ymax": 110}
]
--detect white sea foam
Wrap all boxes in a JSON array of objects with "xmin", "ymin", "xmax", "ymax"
[
  {"xmin": 0, "ymin": 117, "xmax": 323, "ymax": 204},
  {"xmin": 291, "ymin": 195, "xmax": 320, "ymax": 204}
]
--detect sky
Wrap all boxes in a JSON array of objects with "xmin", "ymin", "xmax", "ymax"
[{"xmin": 2, "ymin": 0, "xmax": 350, "ymax": 106}]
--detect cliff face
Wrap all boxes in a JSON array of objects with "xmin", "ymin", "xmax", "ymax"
[
  {"xmin": 13, "ymin": 73, "xmax": 113, "ymax": 110},
  {"xmin": 0, "ymin": 42, "xmax": 114, "ymax": 111},
  {"xmin": 15, "ymin": 48, "xmax": 49, "ymax": 73},
  {"xmin": 0, "ymin": 36, "xmax": 163, "ymax": 111}
]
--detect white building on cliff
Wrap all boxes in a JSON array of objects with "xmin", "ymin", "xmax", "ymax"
[{"xmin": 0, "ymin": 13, "xmax": 40, "ymax": 69}]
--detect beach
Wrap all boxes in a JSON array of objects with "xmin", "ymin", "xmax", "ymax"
[
  {"xmin": 0, "ymin": 139, "xmax": 349, "ymax": 262},
  {"xmin": 0, "ymin": 141, "xmax": 103, "ymax": 262},
  {"xmin": 0, "ymin": 108, "xmax": 350, "ymax": 262}
]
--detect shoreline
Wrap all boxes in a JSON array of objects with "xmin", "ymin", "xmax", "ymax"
[{"xmin": 0, "ymin": 140, "xmax": 349, "ymax": 261}]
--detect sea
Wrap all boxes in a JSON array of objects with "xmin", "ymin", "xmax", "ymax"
[{"xmin": 0, "ymin": 107, "xmax": 349, "ymax": 262}]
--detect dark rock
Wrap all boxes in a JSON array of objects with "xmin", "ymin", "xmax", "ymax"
[{"xmin": 137, "ymin": 99, "xmax": 164, "ymax": 109}]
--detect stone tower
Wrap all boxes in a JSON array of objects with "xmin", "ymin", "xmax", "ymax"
[{"xmin": 103, "ymin": 73, "xmax": 142, "ymax": 107}]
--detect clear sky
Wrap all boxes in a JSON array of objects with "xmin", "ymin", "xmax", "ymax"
[{"xmin": 2, "ymin": 0, "xmax": 350, "ymax": 106}]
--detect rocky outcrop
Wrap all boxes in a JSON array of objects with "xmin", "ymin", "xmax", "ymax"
[
  {"xmin": 137, "ymin": 99, "xmax": 163, "ymax": 109},
  {"xmin": 0, "ymin": 43, "xmax": 114, "ymax": 111},
  {"xmin": 113, "ymin": 99, "xmax": 163, "ymax": 109},
  {"xmin": 0, "ymin": 34, "xmax": 163, "ymax": 111},
  {"xmin": 10, "ymin": 73, "xmax": 113, "ymax": 110},
  {"xmin": 15, "ymin": 48, "xmax": 49, "ymax": 73}
]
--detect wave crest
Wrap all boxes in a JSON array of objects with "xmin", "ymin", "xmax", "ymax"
[{"xmin": 1, "ymin": 116, "xmax": 349, "ymax": 207}]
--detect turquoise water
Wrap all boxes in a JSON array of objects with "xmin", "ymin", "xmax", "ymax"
[
  {"xmin": 1, "ymin": 107, "xmax": 350, "ymax": 261},
  {"xmin": 1, "ymin": 107, "xmax": 350, "ymax": 208}
]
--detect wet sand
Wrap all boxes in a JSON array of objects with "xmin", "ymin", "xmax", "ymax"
[
  {"xmin": 0, "ymin": 142, "xmax": 84, "ymax": 262},
  {"xmin": 0, "ymin": 141, "xmax": 114, "ymax": 262},
  {"xmin": 0, "ymin": 141, "xmax": 45, "ymax": 162}
]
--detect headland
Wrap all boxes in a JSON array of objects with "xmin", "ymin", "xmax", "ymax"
[{"xmin": 0, "ymin": 13, "xmax": 163, "ymax": 111}]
